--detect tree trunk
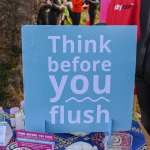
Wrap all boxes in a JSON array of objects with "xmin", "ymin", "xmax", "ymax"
[{"xmin": 0, "ymin": 0, "xmax": 39, "ymax": 108}]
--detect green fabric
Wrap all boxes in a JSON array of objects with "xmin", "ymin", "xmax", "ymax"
[
  {"xmin": 62, "ymin": 7, "xmax": 69, "ymax": 17},
  {"xmin": 96, "ymin": 4, "xmax": 99, "ymax": 10}
]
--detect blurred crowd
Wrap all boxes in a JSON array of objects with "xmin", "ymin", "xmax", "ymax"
[{"xmin": 37, "ymin": 0, "xmax": 100, "ymax": 25}]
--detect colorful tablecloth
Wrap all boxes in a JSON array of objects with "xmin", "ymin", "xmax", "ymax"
[{"xmin": 0, "ymin": 110, "xmax": 147, "ymax": 150}]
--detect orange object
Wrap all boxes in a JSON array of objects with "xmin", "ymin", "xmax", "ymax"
[
  {"xmin": 72, "ymin": 0, "xmax": 83, "ymax": 13},
  {"xmin": 85, "ymin": 4, "xmax": 90, "ymax": 25}
]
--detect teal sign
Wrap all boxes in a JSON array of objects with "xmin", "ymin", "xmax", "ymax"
[{"xmin": 22, "ymin": 26, "xmax": 137, "ymax": 133}]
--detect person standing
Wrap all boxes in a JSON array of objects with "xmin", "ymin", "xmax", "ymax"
[
  {"xmin": 87, "ymin": 0, "xmax": 99, "ymax": 25},
  {"xmin": 100, "ymin": 0, "xmax": 150, "ymax": 136},
  {"xmin": 61, "ymin": 0, "xmax": 73, "ymax": 25},
  {"xmin": 71, "ymin": 0, "xmax": 83, "ymax": 25},
  {"xmin": 37, "ymin": 0, "xmax": 65, "ymax": 25},
  {"xmin": 37, "ymin": 0, "xmax": 51, "ymax": 25},
  {"xmin": 135, "ymin": 0, "xmax": 150, "ymax": 135},
  {"xmin": 48, "ymin": 0, "xmax": 65, "ymax": 25}
]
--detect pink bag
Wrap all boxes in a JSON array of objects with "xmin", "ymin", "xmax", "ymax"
[{"xmin": 99, "ymin": 0, "xmax": 111, "ymax": 23}]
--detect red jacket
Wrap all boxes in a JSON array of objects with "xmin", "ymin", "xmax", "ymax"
[
  {"xmin": 72, "ymin": 0, "xmax": 83, "ymax": 13},
  {"xmin": 106, "ymin": 0, "xmax": 141, "ymax": 39}
]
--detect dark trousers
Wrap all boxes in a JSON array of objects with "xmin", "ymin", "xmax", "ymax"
[
  {"xmin": 89, "ymin": 4, "xmax": 97, "ymax": 25},
  {"xmin": 135, "ymin": 77, "xmax": 150, "ymax": 135},
  {"xmin": 71, "ymin": 12, "xmax": 81, "ymax": 25},
  {"xmin": 49, "ymin": 12, "xmax": 60, "ymax": 25},
  {"xmin": 37, "ymin": 9, "xmax": 49, "ymax": 25}
]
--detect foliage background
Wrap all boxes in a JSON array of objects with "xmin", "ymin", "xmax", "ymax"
[{"xmin": 0, "ymin": 0, "xmax": 39, "ymax": 108}]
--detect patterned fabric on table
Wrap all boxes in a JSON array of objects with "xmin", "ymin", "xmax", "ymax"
[{"xmin": 0, "ymin": 109, "xmax": 147, "ymax": 150}]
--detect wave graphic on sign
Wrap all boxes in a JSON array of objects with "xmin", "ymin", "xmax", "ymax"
[{"xmin": 65, "ymin": 97, "xmax": 110, "ymax": 103}]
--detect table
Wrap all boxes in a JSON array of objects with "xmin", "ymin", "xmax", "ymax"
[{"xmin": 0, "ymin": 109, "xmax": 148, "ymax": 150}]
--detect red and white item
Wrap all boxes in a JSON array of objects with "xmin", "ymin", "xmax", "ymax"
[{"xmin": 106, "ymin": 0, "xmax": 141, "ymax": 39}]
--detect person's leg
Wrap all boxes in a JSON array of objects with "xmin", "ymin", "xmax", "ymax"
[
  {"xmin": 71, "ymin": 12, "xmax": 76, "ymax": 25},
  {"xmin": 76, "ymin": 13, "xmax": 81, "ymax": 25},
  {"xmin": 72, "ymin": 12, "xmax": 80, "ymax": 25},
  {"xmin": 135, "ymin": 77, "xmax": 150, "ymax": 135},
  {"xmin": 37, "ymin": 10, "xmax": 42, "ymax": 25},
  {"xmin": 89, "ymin": 5, "xmax": 96, "ymax": 25},
  {"xmin": 37, "ymin": 9, "xmax": 49, "ymax": 25},
  {"xmin": 43, "ymin": 11, "xmax": 50, "ymax": 25},
  {"xmin": 61, "ymin": 15, "xmax": 66, "ymax": 25},
  {"xmin": 49, "ymin": 12, "xmax": 59, "ymax": 25}
]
